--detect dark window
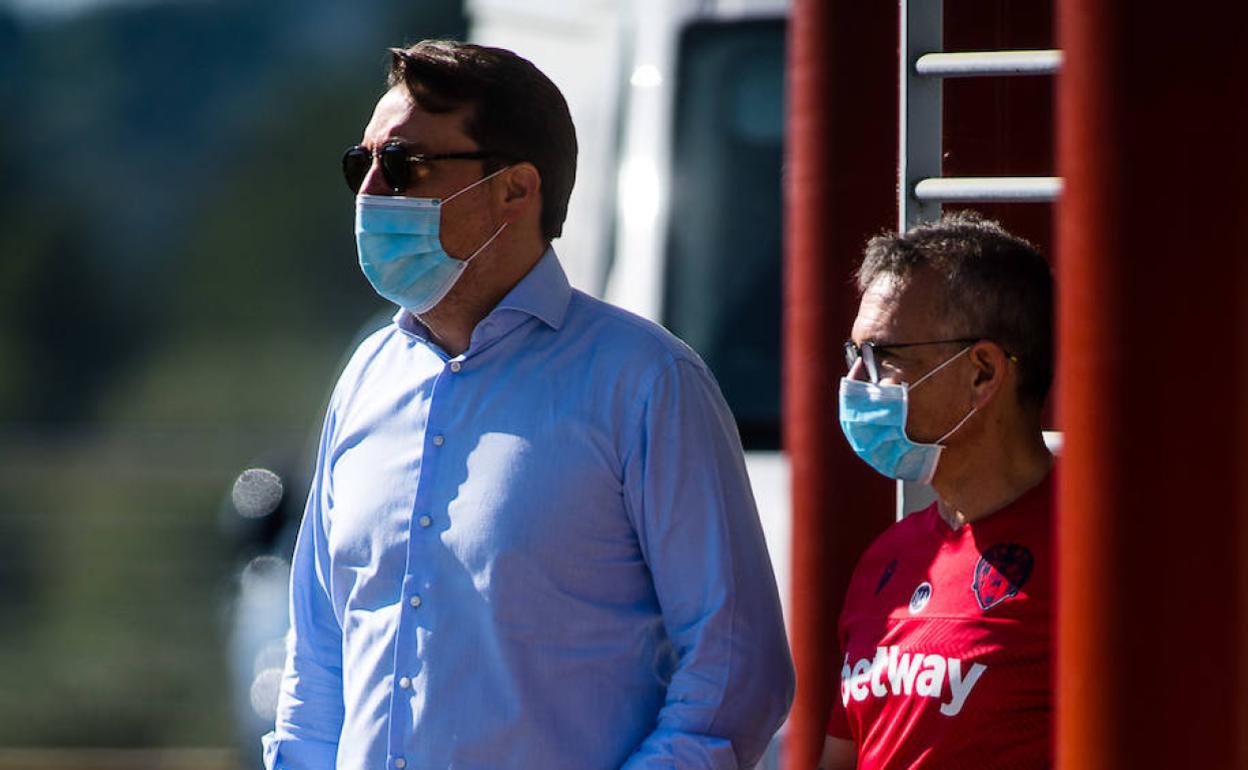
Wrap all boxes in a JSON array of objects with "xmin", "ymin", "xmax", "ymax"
[{"xmin": 663, "ymin": 18, "xmax": 786, "ymax": 450}]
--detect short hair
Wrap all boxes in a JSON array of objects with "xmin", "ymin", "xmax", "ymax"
[
  {"xmin": 386, "ymin": 40, "xmax": 577, "ymax": 242},
  {"xmin": 857, "ymin": 211, "xmax": 1054, "ymax": 408}
]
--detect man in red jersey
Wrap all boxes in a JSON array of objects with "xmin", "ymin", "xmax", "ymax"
[{"xmin": 819, "ymin": 212, "xmax": 1055, "ymax": 769}]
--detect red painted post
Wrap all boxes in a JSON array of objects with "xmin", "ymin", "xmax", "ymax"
[
  {"xmin": 1056, "ymin": 0, "xmax": 1248, "ymax": 766},
  {"xmin": 782, "ymin": 0, "xmax": 897, "ymax": 767}
]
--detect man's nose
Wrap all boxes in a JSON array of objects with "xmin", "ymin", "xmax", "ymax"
[
  {"xmin": 847, "ymin": 356, "xmax": 872, "ymax": 382},
  {"xmin": 359, "ymin": 157, "xmax": 394, "ymax": 196}
]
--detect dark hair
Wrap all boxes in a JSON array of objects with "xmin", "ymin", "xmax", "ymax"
[
  {"xmin": 857, "ymin": 211, "xmax": 1054, "ymax": 408},
  {"xmin": 386, "ymin": 40, "xmax": 577, "ymax": 242}
]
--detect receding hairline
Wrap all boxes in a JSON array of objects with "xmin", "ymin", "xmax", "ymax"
[{"xmin": 858, "ymin": 264, "xmax": 968, "ymax": 339}]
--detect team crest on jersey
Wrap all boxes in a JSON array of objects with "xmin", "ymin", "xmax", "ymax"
[
  {"xmin": 973, "ymin": 543, "xmax": 1034, "ymax": 610},
  {"xmin": 909, "ymin": 581, "xmax": 932, "ymax": 614}
]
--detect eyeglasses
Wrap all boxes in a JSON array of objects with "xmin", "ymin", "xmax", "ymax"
[
  {"xmin": 341, "ymin": 143, "xmax": 504, "ymax": 193},
  {"xmin": 844, "ymin": 338, "xmax": 1018, "ymax": 383}
]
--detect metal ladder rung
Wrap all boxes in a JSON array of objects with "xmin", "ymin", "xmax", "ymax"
[
  {"xmin": 913, "ymin": 176, "xmax": 1063, "ymax": 203},
  {"xmin": 915, "ymin": 50, "xmax": 1062, "ymax": 78}
]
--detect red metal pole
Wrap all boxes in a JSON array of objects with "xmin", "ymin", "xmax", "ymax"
[
  {"xmin": 1056, "ymin": 0, "xmax": 1248, "ymax": 766},
  {"xmin": 783, "ymin": 1, "xmax": 896, "ymax": 767}
]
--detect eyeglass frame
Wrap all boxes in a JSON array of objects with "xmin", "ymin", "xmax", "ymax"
[
  {"xmin": 843, "ymin": 338, "xmax": 1019, "ymax": 384},
  {"xmin": 342, "ymin": 142, "xmax": 510, "ymax": 194}
]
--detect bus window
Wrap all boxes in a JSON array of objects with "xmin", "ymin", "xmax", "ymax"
[{"xmin": 663, "ymin": 18, "xmax": 786, "ymax": 451}]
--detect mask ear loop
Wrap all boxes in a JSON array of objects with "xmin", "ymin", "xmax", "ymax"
[
  {"xmin": 463, "ymin": 222, "xmax": 508, "ymax": 264},
  {"xmin": 906, "ymin": 345, "xmax": 978, "ymax": 445},
  {"xmin": 936, "ymin": 404, "xmax": 977, "ymax": 444},
  {"xmin": 439, "ymin": 164, "xmax": 512, "ymax": 205},
  {"xmin": 909, "ymin": 345, "xmax": 973, "ymax": 391},
  {"xmin": 439, "ymin": 164, "xmax": 513, "ymax": 264}
]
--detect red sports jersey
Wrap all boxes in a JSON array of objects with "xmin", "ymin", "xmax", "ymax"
[{"xmin": 827, "ymin": 472, "xmax": 1053, "ymax": 769}]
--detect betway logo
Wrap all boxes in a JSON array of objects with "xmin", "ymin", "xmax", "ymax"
[{"xmin": 841, "ymin": 647, "xmax": 987, "ymax": 717}]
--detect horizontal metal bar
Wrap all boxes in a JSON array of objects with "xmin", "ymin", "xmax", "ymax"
[
  {"xmin": 913, "ymin": 176, "xmax": 1063, "ymax": 203},
  {"xmin": 915, "ymin": 50, "xmax": 1062, "ymax": 78}
]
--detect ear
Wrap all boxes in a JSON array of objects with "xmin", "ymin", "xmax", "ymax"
[
  {"xmin": 496, "ymin": 162, "xmax": 542, "ymax": 224},
  {"xmin": 968, "ymin": 340, "xmax": 1009, "ymax": 409}
]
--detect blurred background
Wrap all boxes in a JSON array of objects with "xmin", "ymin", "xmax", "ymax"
[
  {"xmin": 0, "ymin": 0, "xmax": 792, "ymax": 767},
  {"xmin": 0, "ymin": 0, "xmax": 465, "ymax": 766},
  {"xmin": 11, "ymin": 0, "xmax": 1242, "ymax": 768}
]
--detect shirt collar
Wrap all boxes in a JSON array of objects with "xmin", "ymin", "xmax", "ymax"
[{"xmin": 491, "ymin": 245, "xmax": 571, "ymax": 331}]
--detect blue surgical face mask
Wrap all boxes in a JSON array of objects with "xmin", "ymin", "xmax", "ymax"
[
  {"xmin": 838, "ymin": 346, "xmax": 977, "ymax": 483},
  {"xmin": 354, "ymin": 166, "xmax": 509, "ymax": 313}
]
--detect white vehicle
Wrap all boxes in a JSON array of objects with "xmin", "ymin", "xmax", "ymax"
[{"xmin": 470, "ymin": 0, "xmax": 794, "ymax": 630}]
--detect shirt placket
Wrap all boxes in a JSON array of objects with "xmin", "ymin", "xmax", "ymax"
[{"xmin": 384, "ymin": 352, "xmax": 466, "ymax": 770}]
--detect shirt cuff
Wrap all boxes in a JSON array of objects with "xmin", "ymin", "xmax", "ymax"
[{"xmin": 262, "ymin": 730, "xmax": 339, "ymax": 770}]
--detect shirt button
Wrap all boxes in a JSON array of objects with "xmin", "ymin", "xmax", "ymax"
[
  {"xmin": 432, "ymin": 435, "xmax": 445, "ymax": 447},
  {"xmin": 449, "ymin": 361, "xmax": 462, "ymax": 373},
  {"xmin": 398, "ymin": 676, "xmax": 411, "ymax": 689},
  {"xmin": 409, "ymin": 594, "xmax": 422, "ymax": 608},
  {"xmin": 394, "ymin": 759, "xmax": 406, "ymax": 769},
  {"xmin": 418, "ymin": 515, "xmax": 433, "ymax": 528}
]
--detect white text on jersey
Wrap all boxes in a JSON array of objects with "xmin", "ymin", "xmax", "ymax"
[{"xmin": 841, "ymin": 647, "xmax": 987, "ymax": 716}]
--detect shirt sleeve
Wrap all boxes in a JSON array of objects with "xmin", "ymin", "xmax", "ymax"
[
  {"xmin": 620, "ymin": 358, "xmax": 796, "ymax": 770},
  {"xmin": 262, "ymin": 402, "xmax": 345, "ymax": 770}
]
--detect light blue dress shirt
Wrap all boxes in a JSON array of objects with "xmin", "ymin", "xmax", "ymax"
[{"xmin": 263, "ymin": 249, "xmax": 794, "ymax": 770}]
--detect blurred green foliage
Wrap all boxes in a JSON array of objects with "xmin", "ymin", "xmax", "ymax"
[{"xmin": 0, "ymin": 0, "xmax": 465, "ymax": 755}]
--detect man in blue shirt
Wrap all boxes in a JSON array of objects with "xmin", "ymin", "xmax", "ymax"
[{"xmin": 263, "ymin": 40, "xmax": 794, "ymax": 770}]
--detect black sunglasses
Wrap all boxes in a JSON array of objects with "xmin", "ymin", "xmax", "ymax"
[{"xmin": 342, "ymin": 143, "xmax": 504, "ymax": 193}]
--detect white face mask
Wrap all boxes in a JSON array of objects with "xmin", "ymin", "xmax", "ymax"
[{"xmin": 354, "ymin": 167, "xmax": 509, "ymax": 313}]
